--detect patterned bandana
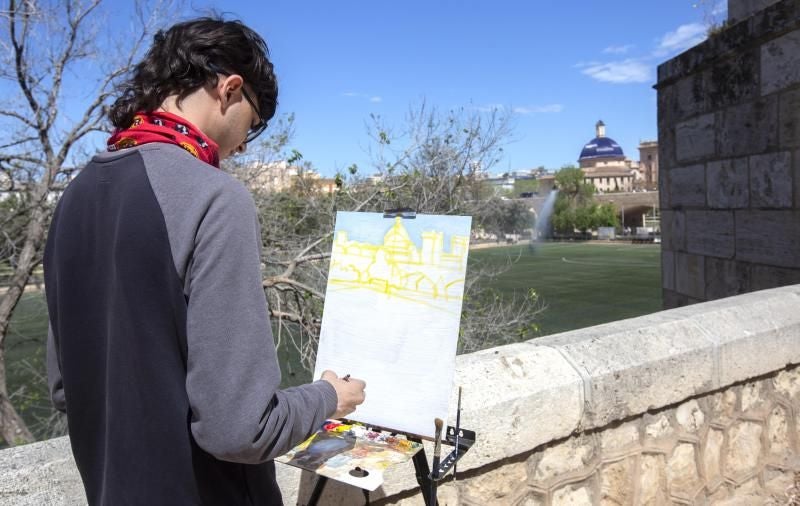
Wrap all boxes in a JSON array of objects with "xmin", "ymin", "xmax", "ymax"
[{"xmin": 107, "ymin": 111, "xmax": 220, "ymax": 168}]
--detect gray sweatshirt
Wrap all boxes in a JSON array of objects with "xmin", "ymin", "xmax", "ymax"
[{"xmin": 45, "ymin": 142, "xmax": 336, "ymax": 505}]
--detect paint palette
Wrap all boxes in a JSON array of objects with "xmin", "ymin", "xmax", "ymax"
[{"xmin": 276, "ymin": 421, "xmax": 423, "ymax": 490}]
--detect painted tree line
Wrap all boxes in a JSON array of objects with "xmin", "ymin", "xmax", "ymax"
[{"xmin": 0, "ymin": 0, "xmax": 541, "ymax": 445}]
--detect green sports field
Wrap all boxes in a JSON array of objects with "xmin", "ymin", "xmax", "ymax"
[{"xmin": 469, "ymin": 242, "xmax": 662, "ymax": 337}]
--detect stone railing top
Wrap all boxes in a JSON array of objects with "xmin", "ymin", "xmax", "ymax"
[
  {"xmin": 656, "ymin": 0, "xmax": 800, "ymax": 86},
  {"xmin": 2, "ymin": 284, "xmax": 800, "ymax": 505}
]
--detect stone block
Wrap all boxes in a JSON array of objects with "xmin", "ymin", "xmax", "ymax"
[
  {"xmin": 682, "ymin": 287, "xmax": 800, "ymax": 387},
  {"xmin": 686, "ymin": 210, "xmax": 735, "ymax": 258},
  {"xmin": 706, "ymin": 157, "xmax": 749, "ymax": 209},
  {"xmin": 599, "ymin": 459, "xmax": 633, "ymax": 505},
  {"xmin": 0, "ymin": 436, "xmax": 85, "ymax": 506},
  {"xmin": 749, "ymin": 151, "xmax": 792, "ymax": 208},
  {"xmin": 741, "ymin": 380, "xmax": 768, "ymax": 412},
  {"xmin": 796, "ymin": 149, "xmax": 800, "ymax": 209},
  {"xmin": 704, "ymin": 428, "xmax": 724, "ymax": 484},
  {"xmin": 676, "ymin": 114, "xmax": 715, "ymax": 163},
  {"xmin": 773, "ymin": 367, "xmax": 800, "ymax": 399},
  {"xmin": 663, "ymin": 288, "xmax": 690, "ymax": 309},
  {"xmin": 675, "ymin": 73, "xmax": 708, "ymax": 121},
  {"xmin": 725, "ymin": 421, "xmax": 763, "ymax": 481},
  {"xmin": 705, "ymin": 258, "xmax": 750, "ymax": 300},
  {"xmin": 645, "ymin": 414, "xmax": 674, "ymax": 441},
  {"xmin": 667, "ymin": 443, "xmax": 703, "ymax": 498},
  {"xmin": 662, "ymin": 250, "xmax": 675, "ymax": 291},
  {"xmin": 668, "ymin": 164, "xmax": 706, "ymax": 208},
  {"xmin": 658, "ymin": 122, "xmax": 678, "ymax": 178},
  {"xmin": 779, "ymin": 87, "xmax": 800, "ymax": 148},
  {"xmin": 762, "ymin": 30, "xmax": 800, "ymax": 95},
  {"xmin": 764, "ymin": 465, "xmax": 796, "ymax": 498},
  {"xmin": 716, "ymin": 97, "xmax": 779, "ymax": 157},
  {"xmin": 750, "ymin": 264, "xmax": 800, "ymax": 291},
  {"xmin": 551, "ymin": 483, "xmax": 593, "ymax": 506},
  {"xmin": 639, "ymin": 454, "xmax": 668, "ymax": 505},
  {"xmin": 767, "ymin": 405, "xmax": 791, "ymax": 457},
  {"xmin": 436, "ymin": 343, "xmax": 583, "ymax": 473},
  {"xmin": 661, "ymin": 210, "xmax": 687, "ymax": 252},
  {"xmin": 705, "ymin": 48, "xmax": 759, "ymax": 110},
  {"xmin": 729, "ymin": 0, "xmax": 782, "ymax": 23},
  {"xmin": 736, "ymin": 210, "xmax": 800, "ymax": 268},
  {"xmin": 710, "ymin": 390, "xmax": 738, "ymax": 425},
  {"xmin": 676, "ymin": 252, "xmax": 706, "ymax": 300},
  {"xmin": 459, "ymin": 463, "xmax": 528, "ymax": 505},
  {"xmin": 676, "ymin": 399, "xmax": 705, "ymax": 433},
  {"xmin": 599, "ymin": 422, "xmax": 639, "ymax": 452},
  {"xmin": 658, "ymin": 80, "xmax": 681, "ymax": 127},
  {"xmin": 526, "ymin": 434, "xmax": 595, "ymax": 485},
  {"xmin": 536, "ymin": 314, "xmax": 715, "ymax": 429}
]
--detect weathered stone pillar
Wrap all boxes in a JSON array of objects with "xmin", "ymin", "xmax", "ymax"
[{"xmin": 657, "ymin": 0, "xmax": 800, "ymax": 308}]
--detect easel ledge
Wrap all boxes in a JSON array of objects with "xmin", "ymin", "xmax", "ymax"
[{"xmin": 304, "ymin": 423, "xmax": 476, "ymax": 506}]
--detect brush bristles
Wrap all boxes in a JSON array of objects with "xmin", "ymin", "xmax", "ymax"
[{"xmin": 434, "ymin": 418, "xmax": 443, "ymax": 432}]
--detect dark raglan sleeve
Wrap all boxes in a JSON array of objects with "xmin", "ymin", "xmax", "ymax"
[
  {"xmin": 46, "ymin": 324, "xmax": 67, "ymax": 413},
  {"xmin": 183, "ymin": 179, "xmax": 337, "ymax": 464}
]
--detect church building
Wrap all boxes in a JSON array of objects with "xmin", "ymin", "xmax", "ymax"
[{"xmin": 578, "ymin": 121, "xmax": 639, "ymax": 193}]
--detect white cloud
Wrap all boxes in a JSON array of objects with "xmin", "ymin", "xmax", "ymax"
[
  {"xmin": 602, "ymin": 44, "xmax": 634, "ymax": 55},
  {"xmin": 654, "ymin": 22, "xmax": 707, "ymax": 56},
  {"xmin": 513, "ymin": 104, "xmax": 564, "ymax": 114},
  {"xmin": 342, "ymin": 92, "xmax": 383, "ymax": 103},
  {"xmin": 474, "ymin": 103, "xmax": 505, "ymax": 112},
  {"xmin": 581, "ymin": 59, "xmax": 652, "ymax": 84}
]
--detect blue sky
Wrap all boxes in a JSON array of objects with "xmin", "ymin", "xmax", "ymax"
[
  {"xmin": 4, "ymin": 1, "xmax": 726, "ymax": 176},
  {"xmin": 215, "ymin": 0, "xmax": 725, "ymax": 176},
  {"xmin": 335, "ymin": 212, "xmax": 472, "ymax": 250}
]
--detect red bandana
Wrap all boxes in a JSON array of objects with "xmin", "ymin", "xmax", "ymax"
[{"xmin": 107, "ymin": 111, "xmax": 220, "ymax": 168}]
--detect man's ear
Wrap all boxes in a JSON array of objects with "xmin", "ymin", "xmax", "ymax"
[{"xmin": 217, "ymin": 74, "xmax": 245, "ymax": 109}]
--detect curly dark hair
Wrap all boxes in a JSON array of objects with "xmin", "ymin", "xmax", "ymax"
[{"xmin": 109, "ymin": 17, "xmax": 278, "ymax": 130}]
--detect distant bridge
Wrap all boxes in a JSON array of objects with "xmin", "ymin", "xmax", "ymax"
[{"xmin": 519, "ymin": 191, "xmax": 659, "ymax": 229}]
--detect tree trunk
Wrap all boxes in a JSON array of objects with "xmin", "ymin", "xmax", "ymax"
[
  {"xmin": 0, "ymin": 201, "xmax": 50, "ymax": 445},
  {"xmin": 0, "ymin": 357, "xmax": 34, "ymax": 445}
]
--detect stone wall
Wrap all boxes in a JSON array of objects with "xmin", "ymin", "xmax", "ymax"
[
  {"xmin": 729, "ymin": 0, "xmax": 784, "ymax": 23},
  {"xmin": 657, "ymin": 0, "xmax": 800, "ymax": 309},
  {"xmin": 2, "ymin": 284, "xmax": 799, "ymax": 505}
]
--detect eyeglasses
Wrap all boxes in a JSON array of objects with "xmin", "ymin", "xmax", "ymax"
[
  {"xmin": 207, "ymin": 63, "xmax": 268, "ymax": 144},
  {"xmin": 240, "ymin": 86, "xmax": 267, "ymax": 144}
]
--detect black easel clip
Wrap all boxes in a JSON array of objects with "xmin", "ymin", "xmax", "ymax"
[{"xmin": 383, "ymin": 207, "xmax": 417, "ymax": 219}]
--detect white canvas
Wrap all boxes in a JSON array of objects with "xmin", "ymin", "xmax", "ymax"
[{"xmin": 313, "ymin": 212, "xmax": 472, "ymax": 439}]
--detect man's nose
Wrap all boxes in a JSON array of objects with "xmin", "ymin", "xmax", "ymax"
[{"xmin": 235, "ymin": 142, "xmax": 247, "ymax": 155}]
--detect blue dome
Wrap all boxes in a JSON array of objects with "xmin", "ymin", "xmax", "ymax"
[{"xmin": 579, "ymin": 136, "xmax": 624, "ymax": 160}]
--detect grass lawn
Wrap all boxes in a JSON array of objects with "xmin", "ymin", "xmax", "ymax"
[{"xmin": 469, "ymin": 242, "xmax": 662, "ymax": 337}]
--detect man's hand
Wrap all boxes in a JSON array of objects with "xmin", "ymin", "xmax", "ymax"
[{"xmin": 321, "ymin": 370, "xmax": 366, "ymax": 419}]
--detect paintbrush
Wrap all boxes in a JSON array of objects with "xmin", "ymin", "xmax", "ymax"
[
  {"xmin": 428, "ymin": 417, "xmax": 444, "ymax": 503},
  {"xmin": 454, "ymin": 386, "xmax": 462, "ymax": 480},
  {"xmin": 432, "ymin": 418, "xmax": 443, "ymax": 479}
]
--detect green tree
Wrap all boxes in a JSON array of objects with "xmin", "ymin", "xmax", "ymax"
[
  {"xmin": 593, "ymin": 203, "xmax": 619, "ymax": 228},
  {"xmin": 551, "ymin": 166, "xmax": 617, "ymax": 235},
  {"xmin": 554, "ymin": 165, "xmax": 594, "ymax": 204},
  {"xmin": 476, "ymin": 198, "xmax": 533, "ymax": 238}
]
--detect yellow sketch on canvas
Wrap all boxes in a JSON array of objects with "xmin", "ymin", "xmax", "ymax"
[{"xmin": 328, "ymin": 217, "xmax": 468, "ymax": 306}]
